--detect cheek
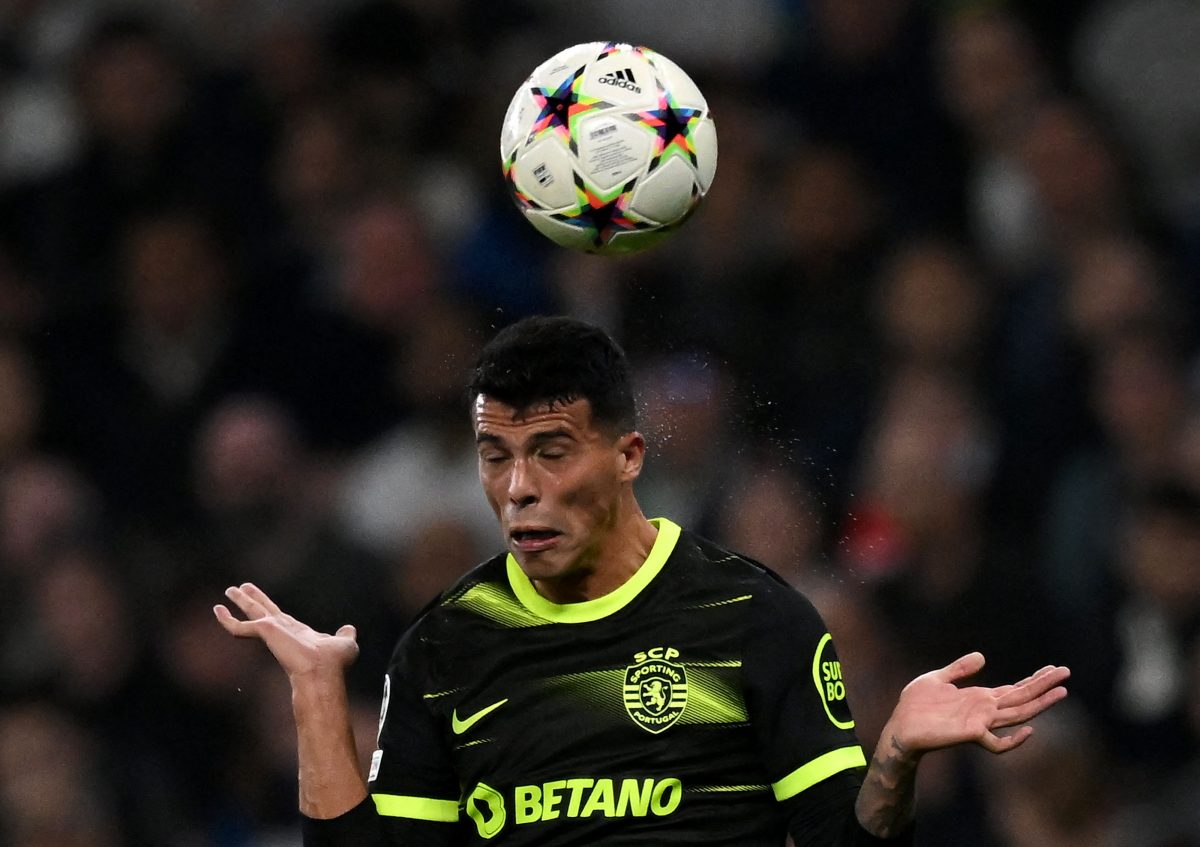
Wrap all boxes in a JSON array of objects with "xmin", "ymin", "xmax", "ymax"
[
  {"xmin": 554, "ymin": 466, "xmax": 620, "ymax": 523},
  {"xmin": 477, "ymin": 469, "xmax": 506, "ymax": 513}
]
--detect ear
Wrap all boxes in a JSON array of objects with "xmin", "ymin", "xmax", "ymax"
[{"xmin": 615, "ymin": 431, "xmax": 646, "ymax": 482}]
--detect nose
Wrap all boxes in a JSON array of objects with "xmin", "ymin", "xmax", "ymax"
[{"xmin": 507, "ymin": 457, "xmax": 538, "ymax": 508}]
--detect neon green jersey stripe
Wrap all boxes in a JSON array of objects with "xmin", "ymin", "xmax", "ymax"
[
  {"xmin": 506, "ymin": 518, "xmax": 681, "ymax": 623},
  {"xmin": 371, "ymin": 793, "xmax": 460, "ymax": 822},
  {"xmin": 771, "ymin": 745, "xmax": 867, "ymax": 801}
]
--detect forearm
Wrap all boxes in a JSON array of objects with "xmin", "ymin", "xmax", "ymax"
[
  {"xmin": 853, "ymin": 728, "xmax": 919, "ymax": 838},
  {"xmin": 787, "ymin": 772, "xmax": 914, "ymax": 847},
  {"xmin": 292, "ymin": 671, "xmax": 369, "ymax": 819}
]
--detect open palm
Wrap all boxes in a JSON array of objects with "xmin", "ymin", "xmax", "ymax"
[
  {"xmin": 213, "ymin": 583, "xmax": 359, "ymax": 680},
  {"xmin": 889, "ymin": 652, "xmax": 1070, "ymax": 755}
]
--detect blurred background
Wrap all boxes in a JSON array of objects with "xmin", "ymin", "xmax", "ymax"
[{"xmin": 1, "ymin": 0, "xmax": 1199, "ymax": 844}]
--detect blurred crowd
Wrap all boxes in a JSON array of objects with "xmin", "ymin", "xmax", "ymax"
[{"xmin": 2, "ymin": 0, "xmax": 1200, "ymax": 845}]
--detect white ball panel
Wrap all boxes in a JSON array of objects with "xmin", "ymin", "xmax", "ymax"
[
  {"xmin": 500, "ymin": 83, "xmax": 536, "ymax": 158},
  {"xmin": 629, "ymin": 155, "xmax": 698, "ymax": 224},
  {"xmin": 513, "ymin": 137, "xmax": 577, "ymax": 211},
  {"xmin": 531, "ymin": 42, "xmax": 607, "ymax": 88},
  {"xmin": 691, "ymin": 118, "xmax": 718, "ymax": 193},
  {"xmin": 644, "ymin": 51, "xmax": 708, "ymax": 110},
  {"xmin": 575, "ymin": 114, "xmax": 652, "ymax": 192},
  {"xmin": 604, "ymin": 226, "xmax": 672, "ymax": 254},
  {"xmin": 524, "ymin": 210, "xmax": 595, "ymax": 252}
]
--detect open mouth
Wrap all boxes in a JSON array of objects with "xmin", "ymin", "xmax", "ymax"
[{"xmin": 510, "ymin": 528, "xmax": 563, "ymax": 550}]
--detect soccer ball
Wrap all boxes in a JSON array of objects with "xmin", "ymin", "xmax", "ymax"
[{"xmin": 500, "ymin": 42, "xmax": 717, "ymax": 254}]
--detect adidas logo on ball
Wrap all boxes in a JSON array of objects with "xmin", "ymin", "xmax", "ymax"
[{"xmin": 599, "ymin": 68, "xmax": 641, "ymax": 94}]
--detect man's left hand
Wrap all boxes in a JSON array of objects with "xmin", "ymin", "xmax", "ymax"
[{"xmin": 881, "ymin": 652, "xmax": 1070, "ymax": 762}]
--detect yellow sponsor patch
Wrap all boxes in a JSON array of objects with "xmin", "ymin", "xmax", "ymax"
[{"xmin": 812, "ymin": 633, "xmax": 855, "ymax": 730}]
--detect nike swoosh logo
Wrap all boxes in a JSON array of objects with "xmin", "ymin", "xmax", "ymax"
[{"xmin": 451, "ymin": 699, "xmax": 509, "ymax": 735}]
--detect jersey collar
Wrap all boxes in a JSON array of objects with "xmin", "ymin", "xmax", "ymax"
[{"xmin": 505, "ymin": 517, "xmax": 681, "ymax": 623}]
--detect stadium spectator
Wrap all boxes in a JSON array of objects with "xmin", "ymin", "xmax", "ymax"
[
  {"xmin": 934, "ymin": 6, "xmax": 1051, "ymax": 277},
  {"xmin": 1041, "ymin": 329, "xmax": 1193, "ymax": 717},
  {"xmin": 0, "ymin": 699, "xmax": 121, "ymax": 847},
  {"xmin": 336, "ymin": 296, "xmax": 495, "ymax": 564},
  {"xmin": 1073, "ymin": 0, "xmax": 1200, "ymax": 231},
  {"xmin": 633, "ymin": 350, "xmax": 745, "ymax": 534},
  {"xmin": 37, "ymin": 206, "xmax": 265, "ymax": 526},
  {"xmin": 873, "ymin": 238, "xmax": 990, "ymax": 377},
  {"xmin": 1105, "ymin": 481, "xmax": 1200, "ymax": 774},
  {"xmin": 981, "ymin": 705, "xmax": 1119, "ymax": 847},
  {"xmin": 734, "ymin": 145, "xmax": 889, "ymax": 475},
  {"xmin": 192, "ymin": 395, "xmax": 398, "ymax": 694},
  {"xmin": 840, "ymin": 364, "xmax": 1046, "ymax": 684}
]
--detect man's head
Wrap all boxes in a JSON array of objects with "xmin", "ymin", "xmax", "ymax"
[
  {"xmin": 468, "ymin": 317, "xmax": 647, "ymax": 594},
  {"xmin": 468, "ymin": 316, "xmax": 637, "ymax": 435}
]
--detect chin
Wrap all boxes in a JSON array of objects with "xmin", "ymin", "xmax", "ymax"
[{"xmin": 511, "ymin": 549, "xmax": 574, "ymax": 582}]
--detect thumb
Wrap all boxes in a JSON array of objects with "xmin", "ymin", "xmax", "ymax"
[
  {"xmin": 335, "ymin": 624, "xmax": 357, "ymax": 641},
  {"xmin": 938, "ymin": 651, "xmax": 985, "ymax": 683}
]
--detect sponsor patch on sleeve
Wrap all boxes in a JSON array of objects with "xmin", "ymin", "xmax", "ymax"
[{"xmin": 811, "ymin": 633, "xmax": 855, "ymax": 730}]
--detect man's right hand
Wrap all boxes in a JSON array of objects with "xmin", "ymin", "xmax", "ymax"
[
  {"xmin": 214, "ymin": 583, "xmax": 360, "ymax": 680},
  {"xmin": 215, "ymin": 583, "xmax": 370, "ymax": 820}
]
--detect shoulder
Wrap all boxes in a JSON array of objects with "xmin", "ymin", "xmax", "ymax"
[
  {"xmin": 675, "ymin": 530, "xmax": 830, "ymax": 631},
  {"xmin": 411, "ymin": 552, "xmax": 515, "ymax": 625},
  {"xmin": 390, "ymin": 553, "xmax": 510, "ymax": 654},
  {"xmin": 675, "ymin": 531, "xmax": 810, "ymax": 599}
]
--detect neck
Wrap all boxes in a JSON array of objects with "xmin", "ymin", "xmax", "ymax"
[{"xmin": 532, "ymin": 505, "xmax": 658, "ymax": 605}]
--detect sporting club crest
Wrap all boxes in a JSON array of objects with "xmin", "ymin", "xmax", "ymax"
[{"xmin": 623, "ymin": 647, "xmax": 688, "ymax": 734}]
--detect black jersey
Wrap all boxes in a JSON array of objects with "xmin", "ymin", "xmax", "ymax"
[{"xmin": 331, "ymin": 518, "xmax": 868, "ymax": 846}]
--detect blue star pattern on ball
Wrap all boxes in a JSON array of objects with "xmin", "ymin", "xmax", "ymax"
[
  {"xmin": 528, "ymin": 66, "xmax": 611, "ymax": 151},
  {"xmin": 629, "ymin": 87, "xmax": 702, "ymax": 173}
]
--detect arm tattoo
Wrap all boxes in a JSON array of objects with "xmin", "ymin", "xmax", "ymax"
[{"xmin": 854, "ymin": 735, "xmax": 918, "ymax": 838}]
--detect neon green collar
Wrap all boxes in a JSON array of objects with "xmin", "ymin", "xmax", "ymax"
[{"xmin": 506, "ymin": 518, "xmax": 681, "ymax": 623}]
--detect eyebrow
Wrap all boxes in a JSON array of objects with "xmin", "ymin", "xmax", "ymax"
[
  {"xmin": 529, "ymin": 428, "xmax": 575, "ymax": 445},
  {"xmin": 475, "ymin": 428, "xmax": 576, "ymax": 447}
]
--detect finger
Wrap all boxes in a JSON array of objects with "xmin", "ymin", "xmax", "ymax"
[
  {"xmin": 239, "ymin": 582, "xmax": 285, "ymax": 616},
  {"xmin": 223, "ymin": 585, "xmax": 263, "ymax": 619},
  {"xmin": 224, "ymin": 584, "xmax": 281, "ymax": 621},
  {"xmin": 993, "ymin": 666, "xmax": 1062, "ymax": 706},
  {"xmin": 936, "ymin": 652, "xmax": 986, "ymax": 684},
  {"xmin": 994, "ymin": 685, "xmax": 1069, "ymax": 727},
  {"xmin": 996, "ymin": 666, "xmax": 1071, "ymax": 708},
  {"xmin": 335, "ymin": 624, "xmax": 358, "ymax": 641},
  {"xmin": 214, "ymin": 604, "xmax": 264, "ymax": 638},
  {"xmin": 1005, "ymin": 665, "xmax": 1056, "ymax": 691},
  {"xmin": 979, "ymin": 725, "xmax": 1033, "ymax": 754},
  {"xmin": 989, "ymin": 665, "xmax": 1059, "ymax": 699}
]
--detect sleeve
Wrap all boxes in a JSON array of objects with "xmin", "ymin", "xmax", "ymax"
[
  {"xmin": 742, "ymin": 579, "xmax": 913, "ymax": 845},
  {"xmin": 783, "ymin": 771, "xmax": 915, "ymax": 847},
  {"xmin": 302, "ymin": 628, "xmax": 465, "ymax": 847}
]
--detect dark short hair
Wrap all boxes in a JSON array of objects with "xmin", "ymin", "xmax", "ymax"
[{"xmin": 467, "ymin": 316, "xmax": 636, "ymax": 433}]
